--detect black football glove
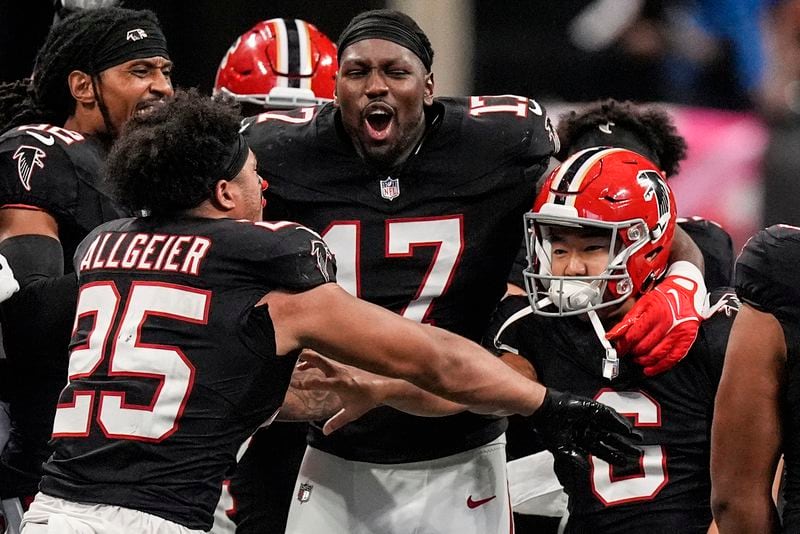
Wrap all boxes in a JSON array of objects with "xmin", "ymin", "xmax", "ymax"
[{"xmin": 530, "ymin": 388, "xmax": 642, "ymax": 469}]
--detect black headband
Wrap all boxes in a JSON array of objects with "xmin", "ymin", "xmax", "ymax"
[
  {"xmin": 92, "ymin": 19, "xmax": 170, "ymax": 74},
  {"xmin": 570, "ymin": 124, "xmax": 660, "ymax": 167},
  {"xmin": 338, "ymin": 15, "xmax": 432, "ymax": 71},
  {"xmin": 219, "ymin": 133, "xmax": 250, "ymax": 182}
]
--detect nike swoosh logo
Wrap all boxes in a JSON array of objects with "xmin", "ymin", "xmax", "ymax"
[
  {"xmin": 24, "ymin": 131, "xmax": 55, "ymax": 146},
  {"xmin": 666, "ymin": 288, "xmax": 682, "ymax": 316},
  {"xmin": 467, "ymin": 495, "xmax": 496, "ymax": 509}
]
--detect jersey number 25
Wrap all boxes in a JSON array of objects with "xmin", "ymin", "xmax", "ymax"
[{"xmin": 52, "ymin": 282, "xmax": 208, "ymax": 442}]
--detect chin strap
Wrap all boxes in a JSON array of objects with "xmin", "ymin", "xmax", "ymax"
[{"xmin": 588, "ymin": 310, "xmax": 618, "ymax": 380}]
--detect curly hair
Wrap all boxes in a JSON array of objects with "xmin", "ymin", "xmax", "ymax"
[
  {"xmin": 105, "ymin": 89, "xmax": 243, "ymax": 215},
  {"xmin": 0, "ymin": 7, "xmax": 163, "ymax": 132},
  {"xmin": 556, "ymin": 99, "xmax": 688, "ymax": 178}
]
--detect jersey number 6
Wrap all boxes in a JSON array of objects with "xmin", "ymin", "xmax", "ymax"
[{"xmin": 590, "ymin": 389, "xmax": 668, "ymax": 505}]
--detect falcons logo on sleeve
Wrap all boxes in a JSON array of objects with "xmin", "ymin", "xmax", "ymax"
[
  {"xmin": 310, "ymin": 239, "xmax": 333, "ymax": 282},
  {"xmin": 706, "ymin": 291, "xmax": 741, "ymax": 318},
  {"xmin": 12, "ymin": 145, "xmax": 46, "ymax": 191}
]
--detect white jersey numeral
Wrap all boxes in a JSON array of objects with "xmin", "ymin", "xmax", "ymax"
[
  {"xmin": 255, "ymin": 108, "xmax": 315, "ymax": 124},
  {"xmin": 469, "ymin": 95, "xmax": 539, "ymax": 117},
  {"xmin": 590, "ymin": 389, "xmax": 667, "ymax": 505},
  {"xmin": 322, "ymin": 216, "xmax": 464, "ymax": 322},
  {"xmin": 53, "ymin": 282, "xmax": 209, "ymax": 442}
]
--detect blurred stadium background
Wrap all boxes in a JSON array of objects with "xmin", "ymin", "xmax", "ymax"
[{"xmin": 3, "ymin": 0, "xmax": 799, "ymax": 249}]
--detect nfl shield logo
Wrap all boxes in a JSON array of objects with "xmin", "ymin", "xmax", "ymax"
[
  {"xmin": 380, "ymin": 176, "xmax": 400, "ymax": 201},
  {"xmin": 297, "ymin": 482, "xmax": 313, "ymax": 503}
]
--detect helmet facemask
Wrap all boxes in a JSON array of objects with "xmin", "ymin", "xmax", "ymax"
[
  {"xmin": 523, "ymin": 208, "xmax": 651, "ymax": 318},
  {"xmin": 522, "ymin": 147, "xmax": 678, "ymax": 380}
]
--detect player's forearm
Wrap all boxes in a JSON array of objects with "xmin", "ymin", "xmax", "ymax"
[
  {"xmin": 711, "ymin": 436, "xmax": 782, "ymax": 533},
  {"xmin": 711, "ymin": 406, "xmax": 782, "ymax": 533},
  {"xmin": 711, "ymin": 305, "xmax": 785, "ymax": 533},
  {"xmin": 712, "ymin": 496, "xmax": 780, "ymax": 534},
  {"xmin": 406, "ymin": 325, "xmax": 544, "ymax": 417},
  {"xmin": 278, "ymin": 367, "xmax": 342, "ymax": 421},
  {"xmin": 289, "ymin": 284, "xmax": 545, "ymax": 417},
  {"xmin": 378, "ymin": 378, "xmax": 466, "ymax": 416}
]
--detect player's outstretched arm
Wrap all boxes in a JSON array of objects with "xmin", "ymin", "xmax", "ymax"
[
  {"xmin": 278, "ymin": 348, "xmax": 463, "ymax": 424},
  {"xmin": 264, "ymin": 282, "xmax": 543, "ymax": 416},
  {"xmin": 711, "ymin": 303, "xmax": 784, "ymax": 533},
  {"xmin": 264, "ymin": 283, "xmax": 641, "ymax": 465},
  {"xmin": 290, "ymin": 351, "xmax": 466, "ymax": 434},
  {"xmin": 291, "ymin": 351, "xmax": 538, "ymax": 434}
]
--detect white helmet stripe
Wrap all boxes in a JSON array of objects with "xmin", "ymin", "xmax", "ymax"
[
  {"xmin": 546, "ymin": 147, "xmax": 627, "ymax": 205},
  {"xmin": 274, "ymin": 19, "xmax": 289, "ymax": 87},
  {"xmin": 295, "ymin": 20, "xmax": 313, "ymax": 90}
]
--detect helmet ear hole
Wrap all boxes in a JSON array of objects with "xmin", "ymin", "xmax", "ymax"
[
  {"xmin": 640, "ymin": 273, "xmax": 656, "ymax": 293},
  {"xmin": 645, "ymin": 246, "xmax": 663, "ymax": 261}
]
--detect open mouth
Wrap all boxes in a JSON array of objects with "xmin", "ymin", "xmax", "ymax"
[
  {"xmin": 134, "ymin": 99, "xmax": 164, "ymax": 118},
  {"xmin": 363, "ymin": 104, "xmax": 394, "ymax": 141},
  {"xmin": 366, "ymin": 111, "xmax": 392, "ymax": 131}
]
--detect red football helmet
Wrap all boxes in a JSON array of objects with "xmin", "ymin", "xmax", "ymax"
[
  {"xmin": 524, "ymin": 147, "xmax": 677, "ymax": 316},
  {"xmin": 214, "ymin": 18, "xmax": 337, "ymax": 109}
]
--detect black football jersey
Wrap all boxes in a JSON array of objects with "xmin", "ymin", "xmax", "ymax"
[
  {"xmin": 0, "ymin": 124, "xmax": 129, "ymax": 267},
  {"xmin": 0, "ymin": 124, "xmax": 130, "ymax": 498},
  {"xmin": 489, "ymin": 290, "xmax": 737, "ymax": 533},
  {"xmin": 38, "ymin": 216, "xmax": 336, "ymax": 531},
  {"xmin": 244, "ymin": 96, "xmax": 556, "ymax": 462},
  {"xmin": 507, "ymin": 216, "xmax": 735, "ymax": 291},
  {"xmin": 735, "ymin": 224, "xmax": 800, "ymax": 532},
  {"xmin": 677, "ymin": 216, "xmax": 734, "ymax": 290}
]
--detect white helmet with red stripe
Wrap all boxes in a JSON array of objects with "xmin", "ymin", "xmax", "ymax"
[
  {"xmin": 214, "ymin": 18, "xmax": 337, "ymax": 109},
  {"xmin": 524, "ymin": 147, "xmax": 677, "ymax": 316}
]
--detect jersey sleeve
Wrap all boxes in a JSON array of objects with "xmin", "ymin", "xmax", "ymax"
[
  {"xmin": 677, "ymin": 217, "xmax": 735, "ymax": 290},
  {"xmin": 0, "ymin": 130, "xmax": 78, "ymax": 220},
  {"xmin": 696, "ymin": 287, "xmax": 740, "ymax": 388},
  {"xmin": 461, "ymin": 95, "xmax": 557, "ymax": 165},
  {"xmin": 424, "ymin": 97, "xmax": 556, "ymax": 194},
  {"xmin": 251, "ymin": 222, "xmax": 337, "ymax": 292},
  {"xmin": 524, "ymin": 102, "xmax": 559, "ymax": 174},
  {"xmin": 736, "ymin": 225, "xmax": 800, "ymax": 325}
]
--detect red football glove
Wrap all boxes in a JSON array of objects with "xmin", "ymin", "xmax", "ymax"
[{"xmin": 606, "ymin": 261, "xmax": 707, "ymax": 376}]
